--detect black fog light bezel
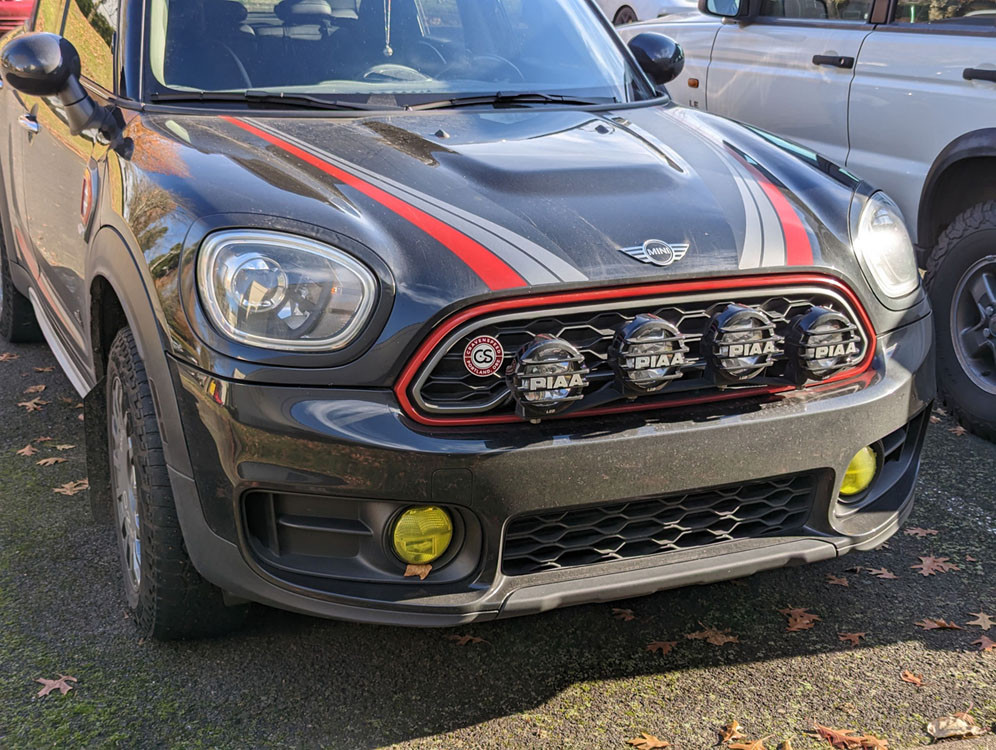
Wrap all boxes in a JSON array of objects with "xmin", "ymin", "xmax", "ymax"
[
  {"xmin": 785, "ymin": 306, "xmax": 865, "ymax": 386},
  {"xmin": 609, "ymin": 313, "xmax": 689, "ymax": 396},
  {"xmin": 703, "ymin": 303, "xmax": 781, "ymax": 384},
  {"xmin": 506, "ymin": 334, "xmax": 590, "ymax": 421}
]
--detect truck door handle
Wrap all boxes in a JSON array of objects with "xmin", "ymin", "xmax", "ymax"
[
  {"xmin": 17, "ymin": 114, "xmax": 39, "ymax": 134},
  {"xmin": 964, "ymin": 67, "xmax": 996, "ymax": 83},
  {"xmin": 812, "ymin": 55, "xmax": 855, "ymax": 69}
]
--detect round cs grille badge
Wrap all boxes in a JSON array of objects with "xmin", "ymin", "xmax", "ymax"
[{"xmin": 463, "ymin": 335, "xmax": 504, "ymax": 377}]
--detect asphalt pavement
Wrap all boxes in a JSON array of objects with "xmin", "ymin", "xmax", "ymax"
[{"xmin": 0, "ymin": 340, "xmax": 993, "ymax": 749}]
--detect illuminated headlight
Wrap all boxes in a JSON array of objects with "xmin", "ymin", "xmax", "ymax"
[
  {"xmin": 853, "ymin": 192, "xmax": 918, "ymax": 299},
  {"xmin": 609, "ymin": 313, "xmax": 688, "ymax": 396},
  {"xmin": 785, "ymin": 306, "xmax": 864, "ymax": 384},
  {"xmin": 197, "ymin": 230, "xmax": 377, "ymax": 351},
  {"xmin": 506, "ymin": 334, "xmax": 589, "ymax": 421},
  {"xmin": 703, "ymin": 304, "xmax": 780, "ymax": 383}
]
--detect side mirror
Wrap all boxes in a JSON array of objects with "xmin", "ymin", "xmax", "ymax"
[
  {"xmin": 1, "ymin": 32, "xmax": 120, "ymax": 142},
  {"xmin": 698, "ymin": 0, "xmax": 751, "ymax": 19},
  {"xmin": 627, "ymin": 33, "xmax": 684, "ymax": 87}
]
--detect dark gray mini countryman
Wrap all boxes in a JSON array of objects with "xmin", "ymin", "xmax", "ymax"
[{"xmin": 0, "ymin": 0, "xmax": 933, "ymax": 639}]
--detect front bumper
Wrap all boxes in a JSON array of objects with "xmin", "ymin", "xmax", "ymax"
[{"xmin": 166, "ymin": 313, "xmax": 933, "ymax": 626}]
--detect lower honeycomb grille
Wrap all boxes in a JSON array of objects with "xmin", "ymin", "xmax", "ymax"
[{"xmin": 502, "ymin": 473, "xmax": 819, "ymax": 575}]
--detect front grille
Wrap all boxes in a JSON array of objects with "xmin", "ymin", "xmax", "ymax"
[
  {"xmin": 502, "ymin": 473, "xmax": 819, "ymax": 575},
  {"xmin": 409, "ymin": 283, "xmax": 868, "ymax": 421}
]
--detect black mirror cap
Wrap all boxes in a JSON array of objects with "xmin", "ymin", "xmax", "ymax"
[
  {"xmin": 1, "ymin": 33, "xmax": 82, "ymax": 97},
  {"xmin": 628, "ymin": 33, "xmax": 684, "ymax": 87}
]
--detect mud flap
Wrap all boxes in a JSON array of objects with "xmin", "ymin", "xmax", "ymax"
[{"xmin": 84, "ymin": 377, "xmax": 112, "ymax": 524}]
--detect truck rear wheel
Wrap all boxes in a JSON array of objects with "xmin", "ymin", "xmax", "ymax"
[
  {"xmin": 925, "ymin": 200, "xmax": 996, "ymax": 441},
  {"xmin": 105, "ymin": 327, "xmax": 247, "ymax": 639}
]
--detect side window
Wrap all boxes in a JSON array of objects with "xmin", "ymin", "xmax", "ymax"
[
  {"xmin": 31, "ymin": 0, "xmax": 67, "ymax": 32},
  {"xmin": 894, "ymin": 0, "xmax": 996, "ymax": 26},
  {"xmin": 60, "ymin": 0, "xmax": 118, "ymax": 91},
  {"xmin": 759, "ymin": 0, "xmax": 873, "ymax": 21}
]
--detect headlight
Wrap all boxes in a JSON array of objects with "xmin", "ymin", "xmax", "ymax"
[
  {"xmin": 197, "ymin": 230, "xmax": 377, "ymax": 351},
  {"xmin": 852, "ymin": 192, "xmax": 918, "ymax": 299}
]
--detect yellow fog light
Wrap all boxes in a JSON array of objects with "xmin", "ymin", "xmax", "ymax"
[
  {"xmin": 840, "ymin": 446, "xmax": 878, "ymax": 497},
  {"xmin": 392, "ymin": 506, "xmax": 453, "ymax": 565}
]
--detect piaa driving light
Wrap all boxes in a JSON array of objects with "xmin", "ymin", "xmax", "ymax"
[
  {"xmin": 785, "ymin": 306, "xmax": 863, "ymax": 385},
  {"xmin": 609, "ymin": 313, "xmax": 688, "ymax": 396},
  {"xmin": 392, "ymin": 506, "xmax": 453, "ymax": 565},
  {"xmin": 506, "ymin": 334, "xmax": 589, "ymax": 421},
  {"xmin": 703, "ymin": 304, "xmax": 779, "ymax": 383},
  {"xmin": 839, "ymin": 446, "xmax": 878, "ymax": 499},
  {"xmin": 197, "ymin": 230, "xmax": 377, "ymax": 351},
  {"xmin": 853, "ymin": 192, "xmax": 918, "ymax": 299}
]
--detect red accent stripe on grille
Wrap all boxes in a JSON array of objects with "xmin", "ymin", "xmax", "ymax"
[
  {"xmin": 221, "ymin": 116, "xmax": 528, "ymax": 291},
  {"xmin": 394, "ymin": 273, "xmax": 877, "ymax": 427}
]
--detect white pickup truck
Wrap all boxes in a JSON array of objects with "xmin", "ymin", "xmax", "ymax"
[{"xmin": 619, "ymin": 1, "xmax": 996, "ymax": 438}]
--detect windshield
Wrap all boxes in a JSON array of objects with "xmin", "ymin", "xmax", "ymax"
[{"xmin": 145, "ymin": 0, "xmax": 654, "ymax": 106}]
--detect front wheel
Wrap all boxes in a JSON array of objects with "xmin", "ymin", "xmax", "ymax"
[
  {"xmin": 925, "ymin": 200, "xmax": 996, "ymax": 441},
  {"xmin": 106, "ymin": 327, "xmax": 247, "ymax": 639}
]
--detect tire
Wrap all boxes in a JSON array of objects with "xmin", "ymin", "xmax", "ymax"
[
  {"xmin": 0, "ymin": 228, "xmax": 42, "ymax": 343},
  {"xmin": 924, "ymin": 200, "xmax": 996, "ymax": 441},
  {"xmin": 106, "ymin": 327, "xmax": 247, "ymax": 639},
  {"xmin": 613, "ymin": 5, "xmax": 638, "ymax": 23}
]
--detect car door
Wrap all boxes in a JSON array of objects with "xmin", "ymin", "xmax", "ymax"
[
  {"xmin": 9, "ymin": 0, "xmax": 117, "ymax": 367},
  {"xmin": 846, "ymin": 0, "xmax": 996, "ymax": 245},
  {"xmin": 705, "ymin": 0, "xmax": 885, "ymax": 164}
]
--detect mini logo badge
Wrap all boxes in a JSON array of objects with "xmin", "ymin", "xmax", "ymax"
[
  {"xmin": 620, "ymin": 239, "xmax": 690, "ymax": 267},
  {"xmin": 463, "ymin": 335, "xmax": 504, "ymax": 377}
]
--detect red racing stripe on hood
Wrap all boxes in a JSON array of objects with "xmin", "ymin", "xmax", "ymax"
[
  {"xmin": 221, "ymin": 116, "xmax": 528, "ymax": 290},
  {"xmin": 740, "ymin": 160, "xmax": 814, "ymax": 267}
]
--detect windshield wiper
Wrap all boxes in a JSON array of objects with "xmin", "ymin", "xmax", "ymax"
[
  {"xmin": 150, "ymin": 91, "xmax": 402, "ymax": 111},
  {"xmin": 408, "ymin": 92, "xmax": 617, "ymax": 111}
]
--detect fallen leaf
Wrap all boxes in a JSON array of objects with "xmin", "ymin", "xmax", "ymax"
[
  {"xmin": 811, "ymin": 722, "xmax": 864, "ymax": 749},
  {"xmin": 866, "ymin": 568, "xmax": 898, "ymax": 580},
  {"xmin": 15, "ymin": 444, "xmax": 38, "ymax": 457},
  {"xmin": 626, "ymin": 733, "xmax": 670, "ymax": 749},
  {"xmin": 17, "ymin": 398, "xmax": 49, "ymax": 412},
  {"xmin": 949, "ymin": 425, "xmax": 967, "ymax": 436},
  {"xmin": 612, "ymin": 607, "xmax": 636, "ymax": 622},
  {"xmin": 645, "ymin": 641, "xmax": 676, "ymax": 656},
  {"xmin": 838, "ymin": 632, "xmax": 867, "ymax": 646},
  {"xmin": 36, "ymin": 457, "xmax": 67, "ymax": 467},
  {"xmin": 35, "ymin": 675, "xmax": 76, "ymax": 697},
  {"xmin": 858, "ymin": 736, "xmax": 888, "ymax": 749},
  {"xmin": 403, "ymin": 564, "xmax": 431, "ymax": 580},
  {"xmin": 78, "ymin": 414, "xmax": 84, "ymax": 422},
  {"xmin": 911, "ymin": 556, "xmax": 960, "ymax": 576},
  {"xmin": 719, "ymin": 720, "xmax": 746, "ymax": 743},
  {"xmin": 900, "ymin": 670, "xmax": 923, "ymax": 686},
  {"xmin": 926, "ymin": 714, "xmax": 983, "ymax": 740},
  {"xmin": 34, "ymin": 366, "xmax": 54, "ymax": 372},
  {"xmin": 780, "ymin": 608, "xmax": 821, "ymax": 632},
  {"xmin": 23, "ymin": 384, "xmax": 45, "ymax": 394},
  {"xmin": 59, "ymin": 396, "xmax": 76, "ymax": 405},
  {"xmin": 972, "ymin": 636, "xmax": 996, "ymax": 652},
  {"xmin": 53, "ymin": 480, "xmax": 89, "ymax": 497},
  {"xmin": 54, "ymin": 444, "xmax": 76, "ymax": 451},
  {"xmin": 686, "ymin": 625, "xmax": 739, "ymax": 646},
  {"xmin": 446, "ymin": 634, "xmax": 487, "ymax": 646},
  {"xmin": 929, "ymin": 414, "xmax": 940, "ymax": 424},
  {"xmin": 0, "ymin": 352, "xmax": 20, "ymax": 362},
  {"xmin": 904, "ymin": 527, "xmax": 939, "ymax": 538},
  {"xmin": 966, "ymin": 611, "xmax": 994, "ymax": 631},
  {"xmin": 966, "ymin": 555, "xmax": 978, "ymax": 562},
  {"xmin": 827, "ymin": 575, "xmax": 849, "ymax": 587},
  {"xmin": 730, "ymin": 738, "xmax": 771, "ymax": 750},
  {"xmin": 778, "ymin": 742, "xmax": 793, "ymax": 750},
  {"xmin": 34, "ymin": 436, "xmax": 53, "ymax": 443},
  {"xmin": 915, "ymin": 618, "xmax": 962, "ymax": 630}
]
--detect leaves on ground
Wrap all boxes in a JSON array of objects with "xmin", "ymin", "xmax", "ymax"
[
  {"xmin": 719, "ymin": 720, "xmax": 745, "ymax": 743},
  {"xmin": 966, "ymin": 611, "xmax": 994, "ymax": 630},
  {"xmin": 838, "ymin": 632, "xmax": 867, "ymax": 647},
  {"xmin": 780, "ymin": 607, "xmax": 821, "ymax": 632},
  {"xmin": 612, "ymin": 607, "xmax": 636, "ymax": 621},
  {"xmin": 865, "ymin": 567, "xmax": 897, "ymax": 580},
  {"xmin": 15, "ymin": 444, "xmax": 38, "ymax": 457},
  {"xmin": 645, "ymin": 641, "xmax": 676, "ymax": 655},
  {"xmin": 926, "ymin": 712, "xmax": 984, "ymax": 740},
  {"xmin": 729, "ymin": 737, "xmax": 771, "ymax": 750},
  {"xmin": 972, "ymin": 635, "xmax": 996, "ymax": 652},
  {"xmin": 626, "ymin": 732, "xmax": 670, "ymax": 749},
  {"xmin": 911, "ymin": 556, "xmax": 960, "ymax": 576},
  {"xmin": 403, "ymin": 563, "xmax": 431, "ymax": 580},
  {"xmin": 903, "ymin": 527, "xmax": 938, "ymax": 538},
  {"xmin": 36, "ymin": 457, "xmax": 67, "ymax": 467},
  {"xmin": 17, "ymin": 398, "xmax": 49, "ymax": 412},
  {"xmin": 34, "ymin": 436, "xmax": 52, "ymax": 443},
  {"xmin": 899, "ymin": 670, "xmax": 923, "ymax": 686},
  {"xmin": 948, "ymin": 425, "xmax": 967, "ymax": 436},
  {"xmin": 35, "ymin": 675, "xmax": 76, "ymax": 697},
  {"xmin": 33, "ymin": 366, "xmax": 54, "ymax": 372},
  {"xmin": 810, "ymin": 723, "xmax": 887, "ymax": 749},
  {"xmin": 685, "ymin": 625, "xmax": 739, "ymax": 646},
  {"xmin": 0, "ymin": 352, "xmax": 20, "ymax": 362},
  {"xmin": 446, "ymin": 634, "xmax": 487, "ymax": 646},
  {"xmin": 53, "ymin": 479, "xmax": 89, "ymax": 497},
  {"xmin": 23, "ymin": 384, "xmax": 45, "ymax": 394},
  {"xmin": 826, "ymin": 575, "xmax": 848, "ymax": 587},
  {"xmin": 915, "ymin": 618, "xmax": 962, "ymax": 630}
]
